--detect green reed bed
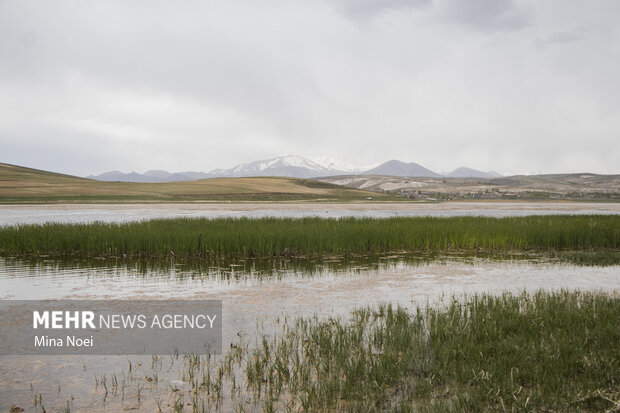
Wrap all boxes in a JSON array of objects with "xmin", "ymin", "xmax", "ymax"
[{"xmin": 0, "ymin": 215, "xmax": 618, "ymax": 260}]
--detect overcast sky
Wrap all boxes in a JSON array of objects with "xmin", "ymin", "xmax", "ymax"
[{"xmin": 1, "ymin": 0, "xmax": 619, "ymax": 176}]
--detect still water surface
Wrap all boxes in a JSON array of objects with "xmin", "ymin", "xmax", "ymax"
[{"xmin": 1, "ymin": 201, "xmax": 619, "ymax": 226}]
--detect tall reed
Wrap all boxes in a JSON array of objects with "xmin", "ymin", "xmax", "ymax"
[{"xmin": 0, "ymin": 215, "xmax": 617, "ymax": 259}]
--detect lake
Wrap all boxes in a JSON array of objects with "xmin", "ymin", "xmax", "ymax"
[{"xmin": 1, "ymin": 201, "xmax": 619, "ymax": 226}]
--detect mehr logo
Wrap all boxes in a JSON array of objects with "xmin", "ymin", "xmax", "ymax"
[{"xmin": 33, "ymin": 311, "xmax": 95, "ymax": 329}]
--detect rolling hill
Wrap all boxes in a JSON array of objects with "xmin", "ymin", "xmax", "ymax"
[
  {"xmin": 320, "ymin": 173, "xmax": 620, "ymax": 201},
  {"xmin": 0, "ymin": 163, "xmax": 385, "ymax": 203}
]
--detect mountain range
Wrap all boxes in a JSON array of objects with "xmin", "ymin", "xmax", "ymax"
[{"xmin": 87, "ymin": 155, "xmax": 502, "ymax": 182}]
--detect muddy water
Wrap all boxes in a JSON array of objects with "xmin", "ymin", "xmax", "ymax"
[
  {"xmin": 1, "ymin": 201, "xmax": 619, "ymax": 226},
  {"xmin": 0, "ymin": 258, "xmax": 618, "ymax": 412}
]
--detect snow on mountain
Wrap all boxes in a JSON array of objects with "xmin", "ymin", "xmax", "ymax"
[
  {"xmin": 308, "ymin": 156, "xmax": 360, "ymax": 173},
  {"xmin": 208, "ymin": 155, "xmax": 349, "ymax": 178}
]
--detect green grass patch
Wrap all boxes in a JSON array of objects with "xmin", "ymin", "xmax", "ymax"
[
  {"xmin": 550, "ymin": 250, "xmax": 620, "ymax": 266},
  {"xmin": 0, "ymin": 215, "xmax": 618, "ymax": 261},
  {"xmin": 235, "ymin": 290, "xmax": 620, "ymax": 411},
  {"xmin": 95, "ymin": 291, "xmax": 619, "ymax": 411}
]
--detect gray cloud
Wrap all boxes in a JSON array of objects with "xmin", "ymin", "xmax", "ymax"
[
  {"xmin": 440, "ymin": 0, "xmax": 533, "ymax": 31},
  {"xmin": 334, "ymin": 0, "xmax": 431, "ymax": 20},
  {"xmin": 535, "ymin": 27, "xmax": 587, "ymax": 47},
  {"xmin": 0, "ymin": 0, "xmax": 618, "ymax": 176}
]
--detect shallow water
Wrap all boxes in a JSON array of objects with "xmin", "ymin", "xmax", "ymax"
[
  {"xmin": 1, "ymin": 201, "xmax": 619, "ymax": 226},
  {"xmin": 0, "ymin": 257, "xmax": 618, "ymax": 411}
]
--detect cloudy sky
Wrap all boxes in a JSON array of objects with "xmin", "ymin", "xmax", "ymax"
[{"xmin": 1, "ymin": 0, "xmax": 619, "ymax": 176}]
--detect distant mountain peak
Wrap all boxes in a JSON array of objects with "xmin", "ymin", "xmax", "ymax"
[
  {"xmin": 87, "ymin": 170, "xmax": 209, "ymax": 183},
  {"xmin": 215, "ymin": 155, "xmax": 348, "ymax": 178},
  {"xmin": 143, "ymin": 170, "xmax": 173, "ymax": 178},
  {"xmin": 362, "ymin": 160, "xmax": 441, "ymax": 178},
  {"xmin": 86, "ymin": 156, "xmax": 502, "ymax": 182},
  {"xmin": 309, "ymin": 156, "xmax": 360, "ymax": 173},
  {"xmin": 447, "ymin": 167, "xmax": 502, "ymax": 178}
]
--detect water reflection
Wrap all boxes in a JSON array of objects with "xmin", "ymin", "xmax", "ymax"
[{"xmin": 1, "ymin": 251, "xmax": 546, "ymax": 278}]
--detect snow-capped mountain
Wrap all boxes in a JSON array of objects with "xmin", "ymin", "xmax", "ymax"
[
  {"xmin": 87, "ymin": 155, "xmax": 502, "ymax": 182},
  {"xmin": 308, "ymin": 156, "xmax": 363, "ymax": 173},
  {"xmin": 207, "ymin": 155, "xmax": 350, "ymax": 178}
]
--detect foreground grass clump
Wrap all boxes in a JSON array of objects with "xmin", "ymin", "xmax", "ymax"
[
  {"xmin": 0, "ymin": 215, "xmax": 618, "ymax": 261},
  {"xmin": 230, "ymin": 291, "xmax": 619, "ymax": 411},
  {"xmin": 93, "ymin": 291, "xmax": 617, "ymax": 411}
]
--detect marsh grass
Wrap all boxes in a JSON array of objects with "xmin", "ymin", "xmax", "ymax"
[
  {"xmin": 231, "ymin": 291, "xmax": 619, "ymax": 411},
  {"xmin": 1, "ymin": 216, "xmax": 617, "ymax": 262},
  {"xmin": 87, "ymin": 291, "xmax": 619, "ymax": 412}
]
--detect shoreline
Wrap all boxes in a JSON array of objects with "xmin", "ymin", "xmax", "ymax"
[{"xmin": 2, "ymin": 200, "xmax": 620, "ymax": 210}]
